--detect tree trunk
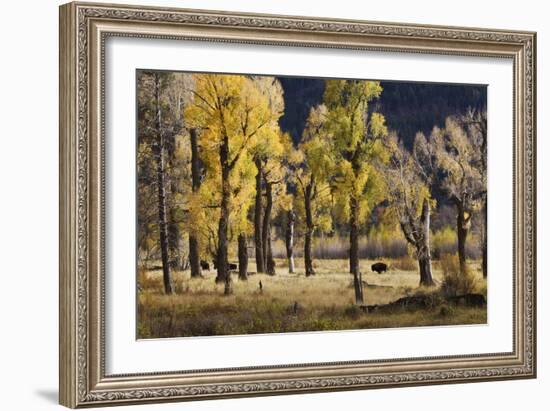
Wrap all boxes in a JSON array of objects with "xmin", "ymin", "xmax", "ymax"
[
  {"xmin": 254, "ymin": 158, "xmax": 264, "ymax": 273},
  {"xmin": 217, "ymin": 135, "xmax": 231, "ymax": 295},
  {"xmin": 153, "ymin": 74, "xmax": 174, "ymax": 294},
  {"xmin": 349, "ymin": 196, "xmax": 363, "ymax": 304},
  {"xmin": 304, "ymin": 183, "xmax": 315, "ymax": 276},
  {"xmin": 418, "ymin": 198, "xmax": 435, "ymax": 286},
  {"xmin": 167, "ymin": 149, "xmax": 183, "ymax": 270},
  {"xmin": 238, "ymin": 233, "xmax": 248, "ymax": 280},
  {"xmin": 266, "ymin": 230, "xmax": 276, "ymax": 275},
  {"xmin": 262, "ymin": 181, "xmax": 274, "ymax": 274},
  {"xmin": 166, "ymin": 107, "xmax": 184, "ymax": 271},
  {"xmin": 418, "ymin": 256, "xmax": 434, "ymax": 286},
  {"xmin": 285, "ymin": 210, "xmax": 295, "ymax": 274},
  {"xmin": 189, "ymin": 128, "xmax": 202, "ymax": 278},
  {"xmin": 456, "ymin": 203, "xmax": 469, "ymax": 273},
  {"xmin": 189, "ymin": 236, "xmax": 202, "ymax": 278},
  {"xmin": 480, "ymin": 116, "xmax": 488, "ymax": 279},
  {"xmin": 482, "ymin": 199, "xmax": 487, "ymax": 278},
  {"xmin": 168, "ymin": 209, "xmax": 184, "ymax": 270}
]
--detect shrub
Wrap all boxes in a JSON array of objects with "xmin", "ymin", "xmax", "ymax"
[
  {"xmin": 465, "ymin": 236, "xmax": 482, "ymax": 260},
  {"xmin": 440, "ymin": 253, "xmax": 477, "ymax": 297},
  {"xmin": 367, "ymin": 226, "xmax": 408, "ymax": 259},
  {"xmin": 478, "ymin": 282, "xmax": 487, "ymax": 298},
  {"xmin": 392, "ymin": 254, "xmax": 417, "ymax": 271},
  {"xmin": 438, "ymin": 303, "xmax": 455, "ymax": 317},
  {"xmin": 137, "ymin": 322, "xmax": 152, "ymax": 338},
  {"xmin": 271, "ymin": 239, "xmax": 287, "ymax": 258},
  {"xmin": 314, "ymin": 236, "xmax": 346, "ymax": 259},
  {"xmin": 344, "ymin": 304, "xmax": 363, "ymax": 319},
  {"xmin": 431, "ymin": 226, "xmax": 482, "ymax": 260},
  {"xmin": 273, "ymin": 232, "xmax": 409, "ymax": 260},
  {"xmin": 431, "ymin": 226, "xmax": 457, "ymax": 258}
]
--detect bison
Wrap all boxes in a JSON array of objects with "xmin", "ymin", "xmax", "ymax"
[
  {"xmin": 212, "ymin": 261, "xmax": 238, "ymax": 271},
  {"xmin": 371, "ymin": 262, "xmax": 388, "ymax": 274}
]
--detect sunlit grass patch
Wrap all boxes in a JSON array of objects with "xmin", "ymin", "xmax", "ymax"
[{"xmin": 137, "ymin": 257, "xmax": 486, "ymax": 339}]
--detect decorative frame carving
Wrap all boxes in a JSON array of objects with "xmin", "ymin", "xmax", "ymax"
[{"xmin": 59, "ymin": 2, "xmax": 536, "ymax": 408}]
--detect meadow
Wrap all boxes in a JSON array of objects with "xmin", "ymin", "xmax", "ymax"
[{"xmin": 137, "ymin": 257, "xmax": 487, "ymax": 339}]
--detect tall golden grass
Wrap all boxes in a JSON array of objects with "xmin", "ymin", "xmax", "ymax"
[
  {"xmin": 272, "ymin": 235, "xmax": 407, "ymax": 260},
  {"xmin": 137, "ymin": 257, "xmax": 486, "ymax": 338},
  {"xmin": 271, "ymin": 229, "xmax": 482, "ymax": 261},
  {"xmin": 440, "ymin": 253, "xmax": 482, "ymax": 297}
]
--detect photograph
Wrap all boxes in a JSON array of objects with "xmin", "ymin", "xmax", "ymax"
[{"xmin": 136, "ymin": 70, "xmax": 488, "ymax": 339}]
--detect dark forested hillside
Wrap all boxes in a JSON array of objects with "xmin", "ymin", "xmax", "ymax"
[
  {"xmin": 378, "ymin": 81, "xmax": 487, "ymax": 147},
  {"xmin": 278, "ymin": 77, "xmax": 324, "ymax": 142},
  {"xmin": 278, "ymin": 77, "xmax": 487, "ymax": 146}
]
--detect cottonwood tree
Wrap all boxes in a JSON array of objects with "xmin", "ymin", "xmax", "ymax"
[
  {"xmin": 148, "ymin": 71, "xmax": 175, "ymax": 294},
  {"xmin": 253, "ymin": 156, "xmax": 265, "ymax": 273},
  {"xmin": 323, "ymin": 80, "xmax": 388, "ymax": 304},
  {"xmin": 163, "ymin": 73, "xmax": 198, "ymax": 274},
  {"xmin": 136, "ymin": 115, "xmax": 160, "ymax": 269},
  {"xmin": 186, "ymin": 162, "xmax": 221, "ymax": 270},
  {"xmin": 259, "ymin": 132, "xmax": 293, "ymax": 275},
  {"xmin": 461, "ymin": 109, "xmax": 487, "ymax": 277},
  {"xmin": 261, "ymin": 163, "xmax": 283, "ymax": 275},
  {"xmin": 188, "ymin": 127, "xmax": 203, "ymax": 277},
  {"xmin": 187, "ymin": 133, "xmax": 255, "ymax": 282},
  {"xmin": 250, "ymin": 77, "xmax": 285, "ymax": 274},
  {"xmin": 231, "ymin": 156, "xmax": 257, "ymax": 280},
  {"xmin": 284, "ymin": 209, "xmax": 296, "ymax": 273},
  {"xmin": 185, "ymin": 74, "xmax": 282, "ymax": 294},
  {"xmin": 292, "ymin": 105, "xmax": 334, "ymax": 276},
  {"xmin": 137, "ymin": 71, "xmax": 197, "ymax": 285},
  {"xmin": 382, "ymin": 132, "xmax": 436, "ymax": 286},
  {"xmin": 434, "ymin": 116, "xmax": 485, "ymax": 273}
]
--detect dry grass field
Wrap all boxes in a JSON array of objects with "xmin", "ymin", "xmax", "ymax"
[{"xmin": 137, "ymin": 257, "xmax": 487, "ymax": 338}]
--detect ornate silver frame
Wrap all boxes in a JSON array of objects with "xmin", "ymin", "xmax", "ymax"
[{"xmin": 59, "ymin": 1, "xmax": 536, "ymax": 408}]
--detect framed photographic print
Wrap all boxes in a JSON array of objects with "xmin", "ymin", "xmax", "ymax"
[{"xmin": 59, "ymin": 1, "xmax": 537, "ymax": 408}]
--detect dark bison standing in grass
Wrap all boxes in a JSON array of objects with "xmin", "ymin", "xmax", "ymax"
[
  {"xmin": 212, "ymin": 261, "xmax": 238, "ymax": 271},
  {"xmin": 371, "ymin": 262, "xmax": 388, "ymax": 274}
]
